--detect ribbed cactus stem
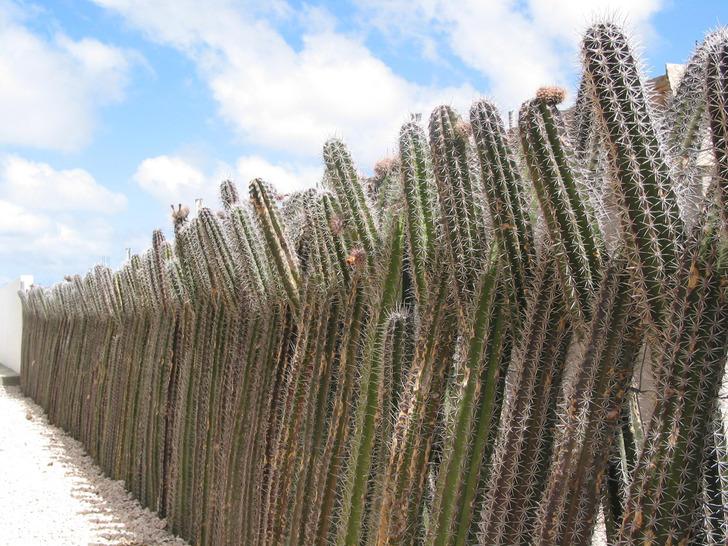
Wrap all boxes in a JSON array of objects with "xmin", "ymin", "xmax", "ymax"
[
  {"xmin": 196, "ymin": 208, "xmax": 238, "ymax": 304},
  {"xmin": 321, "ymin": 192, "xmax": 352, "ymax": 287},
  {"xmin": 707, "ymin": 37, "xmax": 728, "ymax": 226},
  {"xmin": 224, "ymin": 203, "xmax": 270, "ymax": 304},
  {"xmin": 429, "ymin": 105, "xmax": 488, "ymax": 303},
  {"xmin": 452, "ymin": 297, "xmax": 509, "ymax": 546},
  {"xmin": 324, "ymin": 138, "xmax": 379, "ymax": 268},
  {"xmin": 534, "ymin": 256, "xmax": 639, "ymax": 546},
  {"xmin": 570, "ymin": 79, "xmax": 595, "ymax": 163},
  {"xmin": 619, "ymin": 225, "xmax": 728, "ymax": 545},
  {"xmin": 249, "ymin": 178, "xmax": 301, "ymax": 310},
  {"xmin": 373, "ymin": 272, "xmax": 454, "ymax": 544},
  {"xmin": 315, "ymin": 278, "xmax": 367, "ymax": 544},
  {"xmin": 338, "ymin": 215, "xmax": 404, "ymax": 546},
  {"xmin": 220, "ymin": 179, "xmax": 240, "ymax": 210},
  {"xmin": 399, "ymin": 119, "xmax": 438, "ymax": 304},
  {"xmin": 582, "ymin": 22, "xmax": 685, "ymax": 323},
  {"xmin": 470, "ymin": 99, "xmax": 534, "ymax": 305},
  {"xmin": 428, "ymin": 247, "xmax": 501, "ymax": 546},
  {"xmin": 520, "ymin": 93, "xmax": 603, "ymax": 320},
  {"xmin": 668, "ymin": 30, "xmax": 728, "ymax": 165},
  {"xmin": 478, "ymin": 254, "xmax": 571, "ymax": 546},
  {"xmin": 693, "ymin": 407, "xmax": 728, "ymax": 546}
]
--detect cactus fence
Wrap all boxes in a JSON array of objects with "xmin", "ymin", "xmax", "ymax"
[{"xmin": 18, "ymin": 23, "xmax": 728, "ymax": 546}]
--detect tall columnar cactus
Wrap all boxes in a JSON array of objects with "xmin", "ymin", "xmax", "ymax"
[
  {"xmin": 470, "ymin": 99, "xmax": 534, "ymax": 306},
  {"xmin": 429, "ymin": 105, "xmax": 489, "ymax": 305},
  {"xmin": 324, "ymin": 138, "xmax": 380, "ymax": 270},
  {"xmin": 707, "ymin": 36, "xmax": 728, "ymax": 226},
  {"xmin": 337, "ymin": 212, "xmax": 404, "ymax": 546},
  {"xmin": 582, "ymin": 22, "xmax": 685, "ymax": 324},
  {"xmin": 519, "ymin": 88, "xmax": 604, "ymax": 321},
  {"xmin": 668, "ymin": 30, "xmax": 728, "ymax": 168},
  {"xmin": 618, "ymin": 225, "xmax": 728, "ymax": 545},
  {"xmin": 534, "ymin": 255, "xmax": 640, "ymax": 546},
  {"xmin": 221, "ymin": 195, "xmax": 271, "ymax": 305},
  {"xmin": 374, "ymin": 273, "xmax": 458, "ymax": 544},
  {"xmin": 399, "ymin": 119, "xmax": 439, "ymax": 305},
  {"xmin": 478, "ymin": 252, "xmax": 572, "ymax": 546},
  {"xmin": 426, "ymin": 247, "xmax": 504, "ymax": 546},
  {"xmin": 249, "ymin": 178, "xmax": 301, "ymax": 310}
]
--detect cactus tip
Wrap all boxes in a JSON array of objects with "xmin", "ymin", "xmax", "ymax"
[{"xmin": 535, "ymin": 86, "xmax": 567, "ymax": 105}]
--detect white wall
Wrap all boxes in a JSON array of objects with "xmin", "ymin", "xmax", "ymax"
[{"xmin": 0, "ymin": 276, "xmax": 32, "ymax": 373}]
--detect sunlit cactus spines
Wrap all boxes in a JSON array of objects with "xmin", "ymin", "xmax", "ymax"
[
  {"xmin": 15, "ymin": 19, "xmax": 728, "ymax": 546},
  {"xmin": 582, "ymin": 22, "xmax": 685, "ymax": 324},
  {"xmin": 534, "ymin": 255, "xmax": 639, "ymax": 546},
  {"xmin": 323, "ymin": 138, "xmax": 379, "ymax": 270},
  {"xmin": 427, "ymin": 247, "xmax": 503, "ymax": 546},
  {"xmin": 399, "ymin": 119, "xmax": 439, "ymax": 305},
  {"xmin": 707, "ymin": 35, "xmax": 728, "ymax": 226},
  {"xmin": 478, "ymin": 252, "xmax": 572, "ymax": 546},
  {"xmin": 249, "ymin": 177, "xmax": 301, "ymax": 310},
  {"xmin": 429, "ymin": 104, "xmax": 489, "ymax": 305},
  {"xmin": 668, "ymin": 30, "xmax": 728, "ymax": 165},
  {"xmin": 618, "ymin": 225, "xmax": 728, "ymax": 545},
  {"xmin": 470, "ymin": 98, "xmax": 534, "ymax": 307},
  {"xmin": 519, "ymin": 90, "xmax": 604, "ymax": 321},
  {"xmin": 220, "ymin": 178, "xmax": 240, "ymax": 210}
]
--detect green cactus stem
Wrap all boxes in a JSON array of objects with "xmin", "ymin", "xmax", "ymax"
[
  {"xmin": 582, "ymin": 22, "xmax": 685, "ymax": 324},
  {"xmin": 470, "ymin": 98, "xmax": 534, "ymax": 307},
  {"xmin": 249, "ymin": 178, "xmax": 301, "ymax": 310},
  {"xmin": 519, "ymin": 91, "xmax": 604, "ymax": 320},
  {"xmin": 399, "ymin": 119, "xmax": 439, "ymax": 305}
]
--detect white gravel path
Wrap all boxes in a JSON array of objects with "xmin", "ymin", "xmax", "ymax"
[{"xmin": 0, "ymin": 384, "xmax": 189, "ymax": 546}]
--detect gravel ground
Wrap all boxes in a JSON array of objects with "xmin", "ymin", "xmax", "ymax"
[{"xmin": 0, "ymin": 384, "xmax": 189, "ymax": 546}]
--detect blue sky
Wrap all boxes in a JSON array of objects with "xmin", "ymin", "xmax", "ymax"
[{"xmin": 0, "ymin": 0, "xmax": 726, "ymax": 286}]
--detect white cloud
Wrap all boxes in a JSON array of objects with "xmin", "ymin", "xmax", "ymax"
[
  {"xmin": 0, "ymin": 198, "xmax": 115, "ymax": 276},
  {"xmin": 92, "ymin": 0, "xmax": 476, "ymax": 166},
  {"xmin": 134, "ymin": 153, "xmax": 322, "ymax": 206},
  {"xmin": 526, "ymin": 0, "xmax": 662, "ymax": 43},
  {"xmin": 355, "ymin": 0, "xmax": 664, "ymax": 110},
  {"xmin": 0, "ymin": 153, "xmax": 124, "ymax": 282},
  {"xmin": 0, "ymin": 199, "xmax": 48, "ymax": 235},
  {"xmin": 134, "ymin": 155, "xmax": 208, "ymax": 205},
  {"xmin": 0, "ymin": 1, "xmax": 134, "ymax": 150},
  {"xmin": 0, "ymin": 155, "xmax": 127, "ymax": 212}
]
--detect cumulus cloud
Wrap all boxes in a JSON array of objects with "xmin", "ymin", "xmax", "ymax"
[
  {"xmin": 134, "ymin": 155, "xmax": 209, "ymax": 205},
  {"xmin": 0, "ymin": 0, "xmax": 135, "ymax": 150},
  {"xmin": 0, "ymin": 197, "xmax": 116, "ymax": 281},
  {"xmin": 0, "ymin": 153, "xmax": 124, "ymax": 282},
  {"xmin": 355, "ymin": 0, "xmax": 664, "ymax": 110},
  {"xmin": 0, "ymin": 155, "xmax": 127, "ymax": 212},
  {"xmin": 92, "ymin": 0, "xmax": 476, "ymax": 166},
  {"xmin": 134, "ymin": 153, "xmax": 322, "ymax": 206},
  {"xmin": 236, "ymin": 156, "xmax": 322, "ymax": 195},
  {"xmin": 0, "ymin": 200, "xmax": 48, "ymax": 236}
]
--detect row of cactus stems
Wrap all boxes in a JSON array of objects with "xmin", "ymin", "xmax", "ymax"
[
  {"xmin": 17, "ymin": 20, "xmax": 728, "ymax": 546},
  {"xmin": 534, "ymin": 255, "xmax": 641, "ymax": 545}
]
